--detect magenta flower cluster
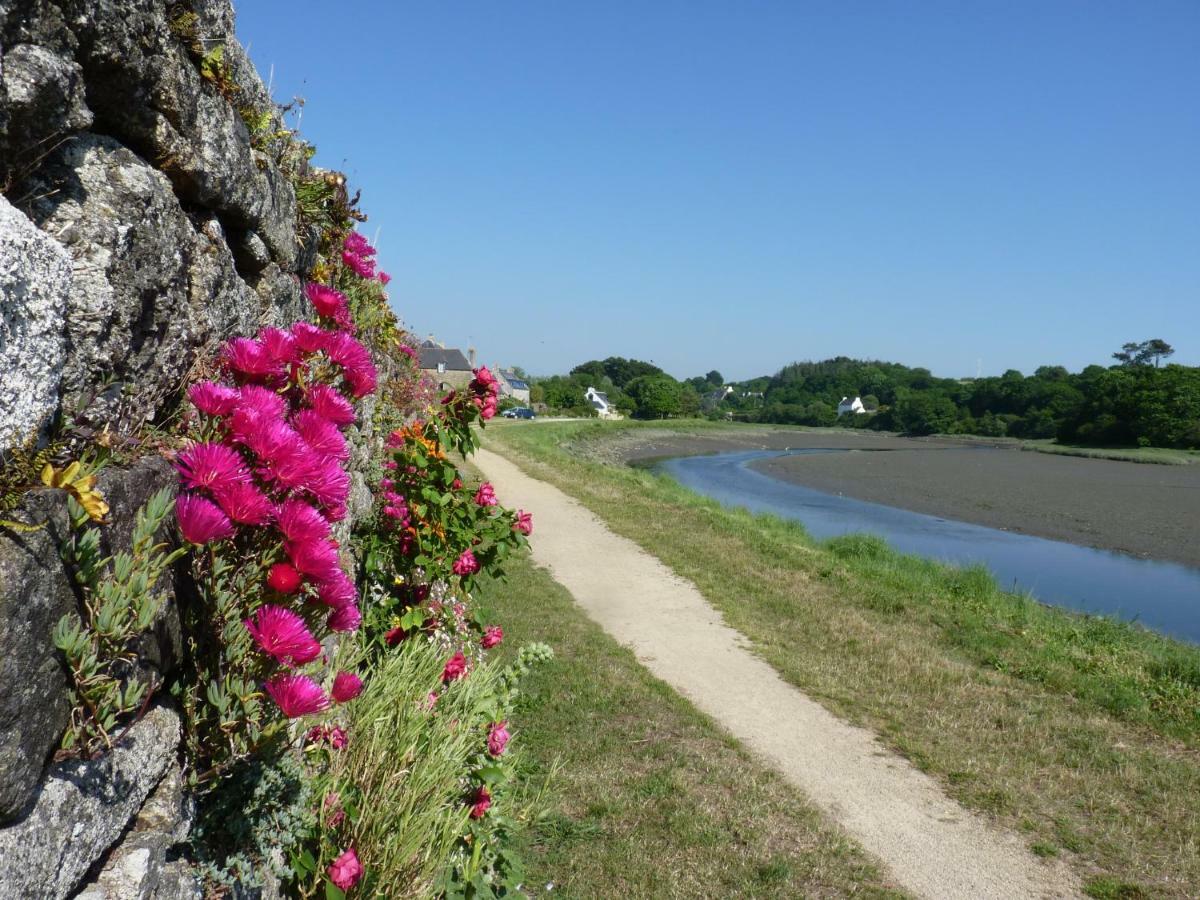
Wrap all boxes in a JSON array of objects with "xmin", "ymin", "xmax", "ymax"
[
  {"xmin": 176, "ymin": 276, "xmax": 381, "ymax": 721},
  {"xmin": 341, "ymin": 230, "xmax": 390, "ymax": 285}
]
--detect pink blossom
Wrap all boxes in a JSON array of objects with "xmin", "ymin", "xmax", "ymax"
[
  {"xmin": 221, "ymin": 337, "xmax": 282, "ymax": 382},
  {"xmin": 442, "ymin": 651, "xmax": 468, "ymax": 683},
  {"xmin": 325, "ymin": 332, "xmax": 377, "ymax": 398},
  {"xmin": 174, "ymin": 442, "xmax": 249, "ymax": 493},
  {"xmin": 331, "ymin": 671, "xmax": 364, "ymax": 703},
  {"xmin": 175, "ymin": 493, "xmax": 235, "ymax": 545},
  {"xmin": 344, "ymin": 231, "xmax": 375, "ymax": 257},
  {"xmin": 265, "ymin": 673, "xmax": 329, "ymax": 717},
  {"xmin": 305, "ymin": 384, "xmax": 356, "ymax": 426},
  {"xmin": 378, "ymin": 271, "xmax": 391, "ymax": 285},
  {"xmin": 236, "ymin": 384, "xmax": 288, "ymax": 420},
  {"xmin": 474, "ymin": 483, "xmax": 497, "ymax": 507},
  {"xmin": 487, "ymin": 721, "xmax": 510, "ymax": 756},
  {"xmin": 421, "ymin": 690, "xmax": 439, "ymax": 711},
  {"xmin": 212, "ymin": 481, "xmax": 274, "ymax": 526},
  {"xmin": 327, "ymin": 602, "xmax": 362, "ymax": 633},
  {"xmin": 469, "ymin": 786, "xmax": 491, "ymax": 819},
  {"xmin": 328, "ymin": 848, "xmax": 363, "ymax": 891},
  {"xmin": 187, "ymin": 381, "xmax": 239, "ymax": 416},
  {"xmin": 267, "ymin": 562, "xmax": 303, "ymax": 594},
  {"xmin": 291, "ymin": 321, "xmax": 333, "ymax": 354},
  {"xmin": 276, "ymin": 498, "xmax": 331, "ymax": 543},
  {"xmin": 256, "ymin": 427, "xmax": 323, "ymax": 491},
  {"xmin": 245, "ymin": 604, "xmax": 321, "ymax": 666},
  {"xmin": 452, "ymin": 549, "xmax": 479, "ymax": 576},
  {"xmin": 304, "ymin": 283, "xmax": 350, "ymax": 325},
  {"xmin": 307, "ymin": 456, "xmax": 351, "ymax": 511},
  {"xmin": 342, "ymin": 248, "xmax": 376, "ymax": 279},
  {"xmin": 294, "ymin": 408, "xmax": 350, "ymax": 460},
  {"xmin": 513, "ymin": 510, "xmax": 533, "ymax": 536},
  {"xmin": 328, "ymin": 726, "xmax": 348, "ymax": 749},
  {"xmin": 472, "ymin": 366, "xmax": 497, "ymax": 389},
  {"xmin": 258, "ymin": 327, "xmax": 300, "ymax": 364},
  {"xmin": 316, "ymin": 570, "xmax": 357, "ymax": 607},
  {"xmin": 480, "ymin": 626, "xmax": 504, "ymax": 650},
  {"xmin": 286, "ymin": 537, "xmax": 343, "ymax": 581}
]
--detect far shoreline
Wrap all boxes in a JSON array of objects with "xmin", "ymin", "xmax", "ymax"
[{"xmin": 593, "ymin": 424, "xmax": 1200, "ymax": 570}]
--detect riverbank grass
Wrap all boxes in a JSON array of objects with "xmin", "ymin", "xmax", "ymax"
[
  {"xmin": 483, "ymin": 420, "xmax": 1200, "ymax": 898},
  {"xmin": 470, "ymin": 545, "xmax": 904, "ymax": 897}
]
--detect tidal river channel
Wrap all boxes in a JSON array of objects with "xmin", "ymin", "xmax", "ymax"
[{"xmin": 654, "ymin": 449, "xmax": 1200, "ymax": 643}]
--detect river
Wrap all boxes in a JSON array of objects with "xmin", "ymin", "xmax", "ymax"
[{"xmin": 654, "ymin": 449, "xmax": 1200, "ymax": 643}]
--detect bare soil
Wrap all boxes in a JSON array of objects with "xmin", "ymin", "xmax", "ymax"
[{"xmin": 599, "ymin": 427, "xmax": 1200, "ymax": 568}]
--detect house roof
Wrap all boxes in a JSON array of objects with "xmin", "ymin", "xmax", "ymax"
[
  {"xmin": 419, "ymin": 346, "xmax": 472, "ymax": 371},
  {"xmin": 500, "ymin": 370, "xmax": 530, "ymax": 391}
]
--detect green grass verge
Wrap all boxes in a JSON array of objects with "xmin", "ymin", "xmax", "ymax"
[
  {"xmin": 1019, "ymin": 441, "xmax": 1200, "ymax": 466},
  {"xmin": 482, "ymin": 420, "xmax": 1200, "ymax": 898},
  {"xmin": 473, "ymin": 550, "xmax": 906, "ymax": 898}
]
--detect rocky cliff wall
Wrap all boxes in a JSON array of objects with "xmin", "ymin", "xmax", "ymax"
[{"xmin": 0, "ymin": 1, "xmax": 337, "ymax": 895}]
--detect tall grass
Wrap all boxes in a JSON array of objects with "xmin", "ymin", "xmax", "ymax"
[{"xmin": 323, "ymin": 641, "xmax": 491, "ymax": 897}]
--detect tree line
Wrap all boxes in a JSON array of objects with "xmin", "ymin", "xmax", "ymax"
[{"xmin": 525, "ymin": 340, "xmax": 1199, "ymax": 449}]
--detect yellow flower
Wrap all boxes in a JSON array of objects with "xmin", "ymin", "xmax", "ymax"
[{"xmin": 41, "ymin": 461, "xmax": 110, "ymax": 522}]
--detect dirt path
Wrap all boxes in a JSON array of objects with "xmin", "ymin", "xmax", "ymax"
[{"xmin": 475, "ymin": 446, "xmax": 1083, "ymax": 900}]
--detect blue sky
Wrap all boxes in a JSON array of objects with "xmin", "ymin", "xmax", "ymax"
[{"xmin": 235, "ymin": 2, "xmax": 1199, "ymax": 381}]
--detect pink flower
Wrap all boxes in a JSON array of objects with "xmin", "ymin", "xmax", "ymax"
[
  {"xmin": 245, "ymin": 604, "xmax": 321, "ymax": 666},
  {"xmin": 487, "ymin": 721, "xmax": 510, "ymax": 756},
  {"xmin": 265, "ymin": 673, "xmax": 329, "ymax": 717},
  {"xmin": 254, "ymin": 426, "xmax": 323, "ymax": 492},
  {"xmin": 325, "ymin": 332, "xmax": 377, "ymax": 398},
  {"xmin": 305, "ymin": 283, "xmax": 350, "ymax": 325},
  {"xmin": 316, "ymin": 570, "xmax": 357, "ymax": 607},
  {"xmin": 421, "ymin": 690, "xmax": 439, "ymax": 711},
  {"xmin": 324, "ymin": 793, "xmax": 347, "ymax": 828},
  {"xmin": 480, "ymin": 626, "xmax": 504, "ymax": 650},
  {"xmin": 176, "ymin": 493, "xmax": 235, "ymax": 545},
  {"xmin": 331, "ymin": 671, "xmax": 364, "ymax": 703},
  {"xmin": 305, "ymin": 384, "xmax": 356, "ymax": 426},
  {"xmin": 378, "ymin": 271, "xmax": 391, "ymax": 285},
  {"xmin": 474, "ymin": 483, "xmax": 497, "ymax": 507},
  {"xmin": 267, "ymin": 562, "xmax": 303, "ymax": 594},
  {"xmin": 452, "ymin": 549, "xmax": 479, "ymax": 576},
  {"xmin": 276, "ymin": 498, "xmax": 331, "ymax": 543},
  {"xmin": 212, "ymin": 481, "xmax": 273, "ymax": 526},
  {"xmin": 294, "ymin": 409, "xmax": 350, "ymax": 460},
  {"xmin": 442, "ymin": 651, "xmax": 468, "ymax": 683},
  {"xmin": 469, "ymin": 786, "xmax": 491, "ymax": 819},
  {"xmin": 174, "ymin": 442, "xmax": 249, "ymax": 493},
  {"xmin": 328, "ymin": 726, "xmax": 348, "ymax": 749},
  {"xmin": 187, "ymin": 380, "xmax": 239, "ymax": 416},
  {"xmin": 236, "ymin": 384, "xmax": 288, "ymax": 420},
  {"xmin": 342, "ymin": 249, "xmax": 376, "ymax": 279},
  {"xmin": 259, "ymin": 326, "xmax": 300, "ymax": 364},
  {"xmin": 344, "ymin": 232, "xmax": 375, "ymax": 257},
  {"xmin": 327, "ymin": 602, "xmax": 362, "ymax": 633},
  {"xmin": 286, "ymin": 537, "xmax": 343, "ymax": 581},
  {"xmin": 291, "ymin": 321, "xmax": 333, "ymax": 354},
  {"xmin": 221, "ymin": 337, "xmax": 282, "ymax": 382},
  {"xmin": 513, "ymin": 510, "xmax": 533, "ymax": 536},
  {"xmin": 307, "ymin": 456, "xmax": 351, "ymax": 511},
  {"xmin": 328, "ymin": 848, "xmax": 363, "ymax": 891}
]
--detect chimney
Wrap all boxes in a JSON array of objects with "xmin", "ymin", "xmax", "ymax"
[{"xmin": 468, "ymin": 346, "xmax": 477, "ymax": 367}]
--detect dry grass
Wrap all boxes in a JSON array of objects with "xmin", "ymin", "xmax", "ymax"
[{"xmin": 483, "ymin": 422, "xmax": 1200, "ymax": 898}]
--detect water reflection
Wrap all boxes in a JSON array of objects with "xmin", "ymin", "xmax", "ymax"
[{"xmin": 654, "ymin": 449, "xmax": 1200, "ymax": 643}]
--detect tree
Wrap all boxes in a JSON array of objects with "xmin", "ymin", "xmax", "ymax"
[
  {"xmin": 1113, "ymin": 339, "xmax": 1175, "ymax": 368},
  {"xmin": 625, "ymin": 374, "xmax": 683, "ymax": 419},
  {"xmin": 705, "ymin": 370, "xmax": 724, "ymax": 387}
]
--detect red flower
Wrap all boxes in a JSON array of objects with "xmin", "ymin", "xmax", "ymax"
[
  {"xmin": 384, "ymin": 625, "xmax": 407, "ymax": 646},
  {"xmin": 452, "ymin": 549, "xmax": 479, "ymax": 577},
  {"xmin": 474, "ymin": 482, "xmax": 497, "ymax": 507},
  {"xmin": 331, "ymin": 671, "xmax": 364, "ymax": 703},
  {"xmin": 267, "ymin": 562, "xmax": 303, "ymax": 594},
  {"xmin": 513, "ymin": 509, "xmax": 533, "ymax": 535},
  {"xmin": 480, "ymin": 626, "xmax": 504, "ymax": 650},
  {"xmin": 442, "ymin": 651, "xmax": 468, "ymax": 683},
  {"xmin": 327, "ymin": 602, "xmax": 362, "ymax": 633},
  {"xmin": 469, "ymin": 786, "xmax": 491, "ymax": 819},
  {"xmin": 487, "ymin": 721, "xmax": 510, "ymax": 757}
]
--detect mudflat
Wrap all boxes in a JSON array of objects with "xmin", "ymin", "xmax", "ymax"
[{"xmin": 600, "ymin": 426, "xmax": 1200, "ymax": 568}]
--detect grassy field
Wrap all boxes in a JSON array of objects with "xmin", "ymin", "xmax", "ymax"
[
  {"xmin": 472, "ymin": 545, "xmax": 905, "ymax": 898},
  {"xmin": 480, "ymin": 420, "xmax": 1200, "ymax": 899},
  {"xmin": 1018, "ymin": 440, "xmax": 1200, "ymax": 466}
]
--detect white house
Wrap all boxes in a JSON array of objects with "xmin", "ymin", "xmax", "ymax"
[
  {"xmin": 585, "ymin": 386, "xmax": 621, "ymax": 419},
  {"xmin": 837, "ymin": 396, "xmax": 868, "ymax": 416}
]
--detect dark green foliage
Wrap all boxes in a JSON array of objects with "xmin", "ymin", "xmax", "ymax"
[{"xmin": 569, "ymin": 356, "xmax": 663, "ymax": 390}]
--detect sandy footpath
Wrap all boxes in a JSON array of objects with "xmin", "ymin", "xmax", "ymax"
[
  {"xmin": 475, "ymin": 446, "xmax": 1082, "ymax": 900},
  {"xmin": 593, "ymin": 427, "xmax": 1200, "ymax": 568}
]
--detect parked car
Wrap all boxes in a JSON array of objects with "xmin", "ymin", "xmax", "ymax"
[{"xmin": 502, "ymin": 407, "xmax": 536, "ymax": 419}]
